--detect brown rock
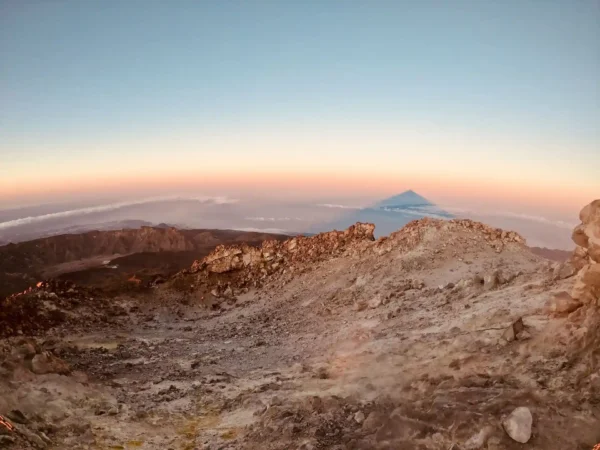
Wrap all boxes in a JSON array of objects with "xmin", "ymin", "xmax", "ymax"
[
  {"xmin": 501, "ymin": 317, "xmax": 525, "ymax": 342},
  {"xmin": 362, "ymin": 411, "xmax": 385, "ymax": 433},
  {"xmin": 31, "ymin": 352, "xmax": 70, "ymax": 375},
  {"xmin": 10, "ymin": 340, "xmax": 37, "ymax": 359},
  {"xmin": 573, "ymin": 200, "xmax": 600, "ymax": 262},
  {"xmin": 546, "ymin": 291, "xmax": 582, "ymax": 316},
  {"xmin": 572, "ymin": 264, "xmax": 600, "ymax": 305},
  {"xmin": 569, "ymin": 200, "xmax": 600, "ymax": 305},
  {"xmin": 190, "ymin": 223, "xmax": 376, "ymax": 279},
  {"xmin": 354, "ymin": 300, "xmax": 368, "ymax": 311}
]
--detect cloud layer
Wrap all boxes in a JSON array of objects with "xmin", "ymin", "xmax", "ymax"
[
  {"xmin": 0, "ymin": 196, "xmax": 237, "ymax": 230},
  {"xmin": 317, "ymin": 204, "xmax": 362, "ymax": 209}
]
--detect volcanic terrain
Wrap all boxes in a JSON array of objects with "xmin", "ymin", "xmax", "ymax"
[{"xmin": 0, "ymin": 200, "xmax": 599, "ymax": 450}]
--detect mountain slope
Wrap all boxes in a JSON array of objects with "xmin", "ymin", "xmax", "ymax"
[
  {"xmin": 0, "ymin": 227, "xmax": 288, "ymax": 297},
  {"xmin": 3, "ymin": 212, "xmax": 599, "ymax": 450}
]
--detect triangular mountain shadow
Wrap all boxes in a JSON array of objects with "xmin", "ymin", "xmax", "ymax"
[
  {"xmin": 375, "ymin": 189, "xmax": 432, "ymax": 208},
  {"xmin": 312, "ymin": 190, "xmax": 453, "ymax": 238}
]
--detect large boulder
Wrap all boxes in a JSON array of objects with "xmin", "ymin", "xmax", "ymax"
[
  {"xmin": 502, "ymin": 407, "xmax": 533, "ymax": 443},
  {"xmin": 572, "ymin": 200, "xmax": 600, "ymax": 263},
  {"xmin": 546, "ymin": 291, "xmax": 582, "ymax": 316},
  {"xmin": 570, "ymin": 200, "xmax": 600, "ymax": 306}
]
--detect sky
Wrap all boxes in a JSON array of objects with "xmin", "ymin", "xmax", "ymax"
[{"xmin": 1, "ymin": 0, "xmax": 598, "ymax": 218}]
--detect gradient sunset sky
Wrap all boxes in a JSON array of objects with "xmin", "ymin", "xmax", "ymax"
[{"xmin": 1, "ymin": 1, "xmax": 598, "ymax": 216}]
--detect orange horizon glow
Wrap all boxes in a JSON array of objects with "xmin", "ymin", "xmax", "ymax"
[{"xmin": 1, "ymin": 167, "xmax": 594, "ymax": 218}]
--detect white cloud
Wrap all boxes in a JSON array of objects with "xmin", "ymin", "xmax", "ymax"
[
  {"xmin": 380, "ymin": 205, "xmax": 450, "ymax": 220},
  {"xmin": 0, "ymin": 196, "xmax": 237, "ymax": 230},
  {"xmin": 439, "ymin": 206, "xmax": 576, "ymax": 230},
  {"xmin": 233, "ymin": 227, "xmax": 293, "ymax": 235},
  {"xmin": 317, "ymin": 203, "xmax": 362, "ymax": 209},
  {"xmin": 246, "ymin": 217, "xmax": 292, "ymax": 222}
]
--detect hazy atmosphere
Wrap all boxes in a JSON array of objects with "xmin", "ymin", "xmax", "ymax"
[
  {"xmin": 1, "ymin": 2, "xmax": 600, "ymax": 449},
  {"xmin": 1, "ymin": 1, "xmax": 598, "ymax": 249}
]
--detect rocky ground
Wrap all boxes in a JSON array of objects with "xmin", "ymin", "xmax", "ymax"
[{"xmin": 1, "ymin": 211, "xmax": 600, "ymax": 450}]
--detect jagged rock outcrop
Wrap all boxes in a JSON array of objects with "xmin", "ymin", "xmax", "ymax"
[
  {"xmin": 572, "ymin": 200, "xmax": 600, "ymax": 262},
  {"xmin": 190, "ymin": 223, "xmax": 375, "ymax": 276},
  {"xmin": 182, "ymin": 219, "xmax": 527, "ymax": 302},
  {"xmin": 570, "ymin": 200, "xmax": 600, "ymax": 305}
]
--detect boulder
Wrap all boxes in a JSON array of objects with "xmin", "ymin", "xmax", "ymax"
[
  {"xmin": 368, "ymin": 296, "xmax": 382, "ymax": 309},
  {"xmin": 362, "ymin": 411, "xmax": 385, "ymax": 433},
  {"xmin": 552, "ymin": 261, "xmax": 577, "ymax": 280},
  {"xmin": 10, "ymin": 340, "xmax": 37, "ymax": 359},
  {"xmin": 411, "ymin": 279, "xmax": 425, "ymax": 290},
  {"xmin": 570, "ymin": 200, "xmax": 600, "ymax": 305},
  {"xmin": 502, "ymin": 406, "xmax": 532, "ymax": 443},
  {"xmin": 575, "ymin": 200, "xmax": 600, "ymax": 262},
  {"xmin": 501, "ymin": 317, "xmax": 525, "ymax": 342},
  {"xmin": 354, "ymin": 411, "xmax": 365, "ymax": 424},
  {"xmin": 31, "ymin": 352, "xmax": 70, "ymax": 375},
  {"xmin": 483, "ymin": 272, "xmax": 499, "ymax": 290},
  {"xmin": 546, "ymin": 291, "xmax": 582, "ymax": 316}
]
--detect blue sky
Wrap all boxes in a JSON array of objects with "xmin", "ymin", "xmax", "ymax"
[{"xmin": 0, "ymin": 0, "xmax": 598, "ymax": 211}]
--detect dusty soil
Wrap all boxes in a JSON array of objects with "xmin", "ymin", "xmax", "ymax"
[{"xmin": 1, "ymin": 221, "xmax": 599, "ymax": 450}]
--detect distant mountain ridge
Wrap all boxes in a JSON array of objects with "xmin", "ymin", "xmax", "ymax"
[{"xmin": 0, "ymin": 227, "xmax": 289, "ymax": 298}]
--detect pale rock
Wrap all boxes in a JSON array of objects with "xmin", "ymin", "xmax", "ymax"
[
  {"xmin": 456, "ymin": 278, "xmax": 473, "ymax": 289},
  {"xmin": 571, "ymin": 246, "xmax": 589, "ymax": 271},
  {"xmin": 411, "ymin": 279, "xmax": 425, "ymax": 290},
  {"xmin": 483, "ymin": 272, "xmax": 499, "ymax": 290},
  {"xmin": 368, "ymin": 296, "xmax": 382, "ymax": 309},
  {"xmin": 354, "ymin": 411, "xmax": 365, "ymax": 424},
  {"xmin": 501, "ymin": 326, "xmax": 515, "ymax": 342},
  {"xmin": 552, "ymin": 261, "xmax": 577, "ymax": 280},
  {"xmin": 501, "ymin": 317, "xmax": 525, "ymax": 343},
  {"xmin": 463, "ymin": 425, "xmax": 494, "ymax": 449},
  {"xmin": 502, "ymin": 406, "xmax": 532, "ymax": 443},
  {"xmin": 571, "ymin": 263, "xmax": 600, "ymax": 304},
  {"xmin": 39, "ymin": 432, "xmax": 52, "ymax": 445},
  {"xmin": 574, "ymin": 199, "xmax": 600, "ymax": 262}
]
